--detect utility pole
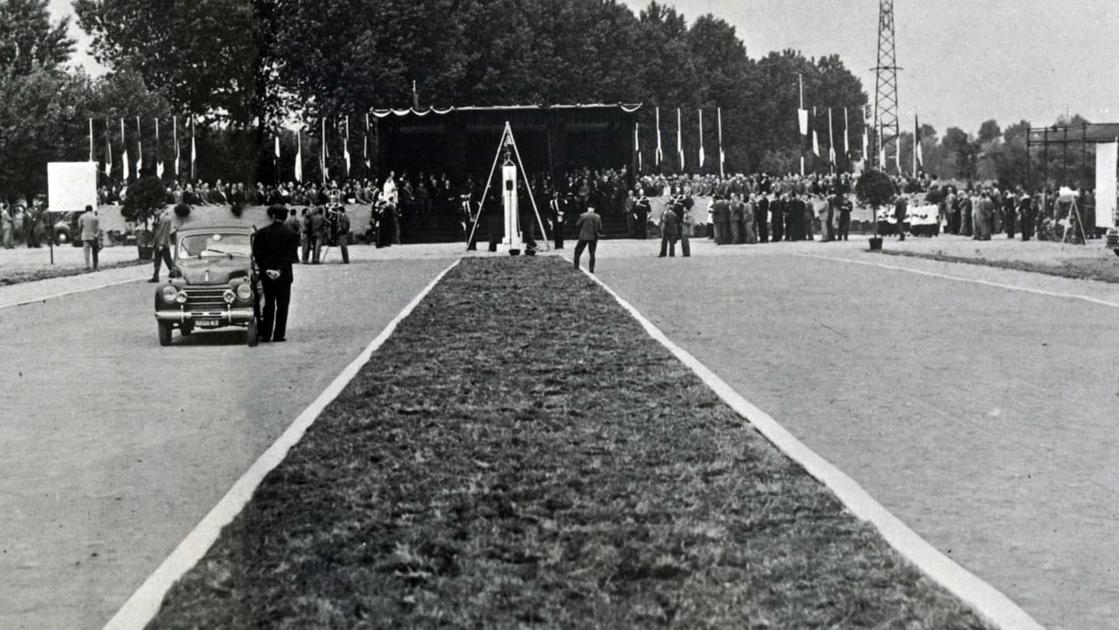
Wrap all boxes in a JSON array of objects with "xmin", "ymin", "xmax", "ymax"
[{"xmin": 873, "ymin": 0, "xmax": 901, "ymax": 173}]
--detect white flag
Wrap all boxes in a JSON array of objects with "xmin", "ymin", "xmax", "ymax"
[
  {"xmin": 104, "ymin": 124, "xmax": 112, "ymax": 177},
  {"xmin": 878, "ymin": 123, "xmax": 886, "ymax": 169},
  {"xmin": 155, "ymin": 118, "xmax": 164, "ymax": 179},
  {"xmin": 812, "ymin": 129, "xmax": 820, "ymax": 157},
  {"xmin": 654, "ymin": 107, "xmax": 663, "ymax": 165},
  {"xmin": 676, "ymin": 108, "xmax": 684, "ymax": 170},
  {"xmin": 173, "ymin": 116, "xmax": 180, "ymax": 176},
  {"xmin": 295, "ymin": 131, "xmax": 303, "ymax": 182},
  {"xmin": 828, "ymin": 108, "xmax": 836, "ymax": 164},
  {"xmin": 120, "ymin": 119, "xmax": 129, "ymax": 180},
  {"xmin": 135, "ymin": 117, "xmax": 143, "ymax": 174},
  {"xmin": 895, "ymin": 131, "xmax": 902, "ymax": 173},
  {"xmin": 274, "ymin": 134, "xmax": 280, "ymax": 159},
  {"xmin": 190, "ymin": 118, "xmax": 197, "ymax": 180},
  {"xmin": 634, "ymin": 122, "xmax": 641, "ymax": 173},
  {"xmin": 88, "ymin": 118, "xmax": 94, "ymax": 162},
  {"xmin": 343, "ymin": 117, "xmax": 351, "ymax": 176},
  {"xmin": 717, "ymin": 107, "xmax": 725, "ymax": 178},
  {"xmin": 844, "ymin": 108, "xmax": 850, "ymax": 156},
  {"xmin": 698, "ymin": 109, "xmax": 705, "ymax": 168},
  {"xmin": 798, "ymin": 109, "xmax": 809, "ymax": 136},
  {"xmin": 364, "ymin": 113, "xmax": 371, "ymax": 169}
]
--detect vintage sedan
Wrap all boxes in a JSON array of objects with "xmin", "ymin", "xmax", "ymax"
[{"xmin": 154, "ymin": 223, "xmax": 259, "ymax": 346}]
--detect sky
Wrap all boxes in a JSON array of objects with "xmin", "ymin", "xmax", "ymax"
[{"xmin": 48, "ymin": 0, "xmax": 1119, "ymax": 139}]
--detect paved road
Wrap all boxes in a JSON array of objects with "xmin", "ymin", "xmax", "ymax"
[
  {"xmin": 0, "ymin": 256, "xmax": 454, "ymax": 629},
  {"xmin": 595, "ymin": 239, "xmax": 1119, "ymax": 630}
]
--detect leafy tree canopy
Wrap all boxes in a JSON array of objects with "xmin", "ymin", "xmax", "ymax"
[{"xmin": 0, "ymin": 0, "xmax": 74, "ymax": 74}]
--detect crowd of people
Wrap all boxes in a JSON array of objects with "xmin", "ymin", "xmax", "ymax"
[
  {"xmin": 0, "ymin": 200, "xmax": 50, "ymax": 249},
  {"xmin": 7, "ymin": 166, "xmax": 1102, "ymax": 257}
]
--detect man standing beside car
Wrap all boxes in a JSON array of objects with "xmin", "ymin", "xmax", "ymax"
[
  {"xmin": 252, "ymin": 205, "xmax": 299, "ymax": 343},
  {"xmin": 149, "ymin": 205, "xmax": 177, "ymax": 282}
]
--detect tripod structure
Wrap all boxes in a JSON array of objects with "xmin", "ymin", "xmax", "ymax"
[
  {"xmin": 873, "ymin": 0, "xmax": 902, "ymax": 172},
  {"xmin": 465, "ymin": 122, "xmax": 551, "ymax": 254}
]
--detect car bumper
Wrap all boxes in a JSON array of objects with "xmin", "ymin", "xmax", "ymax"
[{"xmin": 155, "ymin": 307, "xmax": 254, "ymax": 325}]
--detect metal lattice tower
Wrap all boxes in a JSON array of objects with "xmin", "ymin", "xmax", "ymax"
[{"xmin": 873, "ymin": 0, "xmax": 901, "ymax": 170}]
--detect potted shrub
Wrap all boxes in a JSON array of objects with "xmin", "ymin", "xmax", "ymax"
[
  {"xmin": 122, "ymin": 176, "xmax": 168, "ymax": 260},
  {"xmin": 855, "ymin": 168, "xmax": 896, "ymax": 251}
]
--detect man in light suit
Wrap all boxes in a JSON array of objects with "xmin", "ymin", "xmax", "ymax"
[
  {"xmin": 573, "ymin": 204, "xmax": 602, "ymax": 273},
  {"xmin": 78, "ymin": 205, "xmax": 100, "ymax": 270}
]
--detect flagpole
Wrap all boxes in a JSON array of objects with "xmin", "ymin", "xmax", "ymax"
[
  {"xmin": 295, "ymin": 129, "xmax": 303, "ymax": 183},
  {"xmin": 717, "ymin": 107, "xmax": 724, "ymax": 178},
  {"xmin": 120, "ymin": 118, "xmax": 127, "ymax": 181},
  {"xmin": 364, "ymin": 112, "xmax": 370, "ymax": 172},
  {"xmin": 190, "ymin": 116, "xmax": 196, "ymax": 181},
  {"xmin": 655, "ymin": 107, "xmax": 663, "ymax": 169},
  {"xmin": 698, "ymin": 108, "xmax": 704, "ymax": 170},
  {"xmin": 172, "ymin": 116, "xmax": 178, "ymax": 178},
  {"xmin": 135, "ymin": 116, "xmax": 143, "ymax": 175},
  {"xmin": 843, "ymin": 107, "xmax": 850, "ymax": 169},
  {"xmin": 321, "ymin": 117, "xmax": 327, "ymax": 185},
  {"xmin": 275, "ymin": 131, "xmax": 281, "ymax": 185},
  {"xmin": 104, "ymin": 122, "xmax": 112, "ymax": 179},
  {"xmin": 155, "ymin": 117, "xmax": 161, "ymax": 179},
  {"xmin": 676, "ymin": 108, "xmax": 683, "ymax": 173},
  {"xmin": 913, "ymin": 112, "xmax": 919, "ymax": 176},
  {"xmin": 828, "ymin": 107, "xmax": 835, "ymax": 171},
  {"xmin": 799, "ymin": 74, "xmax": 805, "ymax": 176}
]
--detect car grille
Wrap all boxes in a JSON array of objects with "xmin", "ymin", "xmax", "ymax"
[
  {"xmin": 1107, "ymin": 233, "xmax": 1118, "ymax": 248},
  {"xmin": 183, "ymin": 287, "xmax": 228, "ymax": 312}
]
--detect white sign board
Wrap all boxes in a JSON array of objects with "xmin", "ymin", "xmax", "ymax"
[
  {"xmin": 47, "ymin": 162, "xmax": 98, "ymax": 213},
  {"xmin": 1096, "ymin": 142, "xmax": 1117, "ymax": 230}
]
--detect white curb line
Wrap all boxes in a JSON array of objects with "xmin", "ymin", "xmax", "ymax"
[
  {"xmin": 575, "ymin": 262, "xmax": 1045, "ymax": 630},
  {"xmin": 797, "ymin": 251, "xmax": 1119, "ymax": 309},
  {"xmin": 0, "ymin": 276, "xmax": 143, "ymax": 310},
  {"xmin": 103, "ymin": 257, "xmax": 462, "ymax": 630}
]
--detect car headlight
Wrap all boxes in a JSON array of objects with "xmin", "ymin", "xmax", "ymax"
[
  {"xmin": 161, "ymin": 286, "xmax": 179, "ymax": 304},
  {"xmin": 222, "ymin": 289, "xmax": 236, "ymax": 304},
  {"xmin": 175, "ymin": 291, "xmax": 188, "ymax": 305},
  {"xmin": 235, "ymin": 283, "xmax": 252, "ymax": 301}
]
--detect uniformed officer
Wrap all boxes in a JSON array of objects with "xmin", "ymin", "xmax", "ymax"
[{"xmin": 252, "ymin": 205, "xmax": 299, "ymax": 343}]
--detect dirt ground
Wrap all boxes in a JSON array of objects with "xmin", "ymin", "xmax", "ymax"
[
  {"xmin": 0, "ymin": 256, "xmax": 454, "ymax": 630},
  {"xmin": 148, "ymin": 257, "xmax": 988, "ymax": 629},
  {"xmin": 593, "ymin": 240, "xmax": 1119, "ymax": 630}
]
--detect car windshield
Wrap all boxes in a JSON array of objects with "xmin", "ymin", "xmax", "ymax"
[{"xmin": 179, "ymin": 233, "xmax": 251, "ymax": 258}]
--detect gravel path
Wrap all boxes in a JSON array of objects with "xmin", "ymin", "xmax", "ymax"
[
  {"xmin": 596, "ymin": 243, "xmax": 1119, "ymax": 630},
  {"xmin": 0, "ymin": 257, "xmax": 454, "ymax": 629}
]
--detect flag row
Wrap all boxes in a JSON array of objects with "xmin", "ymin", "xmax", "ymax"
[
  {"xmin": 87, "ymin": 115, "xmax": 377, "ymax": 184},
  {"xmin": 88, "ymin": 117, "xmax": 198, "ymax": 181}
]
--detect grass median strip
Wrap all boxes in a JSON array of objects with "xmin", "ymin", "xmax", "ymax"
[
  {"xmin": 878, "ymin": 248, "xmax": 1119, "ymax": 283},
  {"xmin": 148, "ymin": 256, "xmax": 989, "ymax": 629},
  {"xmin": 0, "ymin": 257, "xmax": 145, "ymax": 286}
]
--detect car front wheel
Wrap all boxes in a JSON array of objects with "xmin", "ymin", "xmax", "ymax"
[
  {"xmin": 158, "ymin": 322, "xmax": 173, "ymax": 346},
  {"xmin": 246, "ymin": 317, "xmax": 259, "ymax": 347}
]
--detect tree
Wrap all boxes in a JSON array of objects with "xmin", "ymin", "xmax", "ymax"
[
  {"xmin": 0, "ymin": 0, "xmax": 75, "ymax": 74},
  {"xmin": 0, "ymin": 68, "xmax": 90, "ymax": 202},
  {"xmin": 121, "ymin": 175, "xmax": 166, "ymax": 227},
  {"xmin": 74, "ymin": 0, "xmax": 258, "ymax": 124},
  {"xmin": 977, "ymin": 119, "xmax": 1002, "ymax": 145},
  {"xmin": 855, "ymin": 168, "xmax": 895, "ymax": 234},
  {"xmin": 942, "ymin": 127, "xmax": 976, "ymax": 180}
]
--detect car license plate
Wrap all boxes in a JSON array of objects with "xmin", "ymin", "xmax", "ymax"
[{"xmin": 196, "ymin": 319, "xmax": 220, "ymax": 328}]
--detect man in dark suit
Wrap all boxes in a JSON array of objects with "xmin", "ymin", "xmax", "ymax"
[
  {"xmin": 573, "ymin": 204, "xmax": 603, "ymax": 273},
  {"xmin": 252, "ymin": 205, "xmax": 299, "ymax": 343},
  {"xmin": 755, "ymin": 195, "xmax": 769, "ymax": 243}
]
